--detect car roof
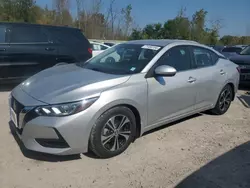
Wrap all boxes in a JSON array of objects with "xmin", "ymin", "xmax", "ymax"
[
  {"xmin": 125, "ymin": 39, "xmax": 199, "ymax": 47},
  {"xmin": 0, "ymin": 22, "xmax": 79, "ymax": 30}
]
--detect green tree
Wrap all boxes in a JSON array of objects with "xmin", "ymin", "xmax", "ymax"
[
  {"xmin": 190, "ymin": 9, "xmax": 208, "ymax": 42},
  {"xmin": 121, "ymin": 4, "xmax": 133, "ymax": 37},
  {"xmin": 0, "ymin": 0, "xmax": 36, "ymax": 22},
  {"xmin": 17, "ymin": 0, "xmax": 36, "ymax": 22},
  {"xmin": 129, "ymin": 28, "xmax": 142, "ymax": 40}
]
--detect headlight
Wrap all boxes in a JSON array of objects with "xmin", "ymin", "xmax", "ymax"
[{"xmin": 35, "ymin": 97, "xmax": 98, "ymax": 117}]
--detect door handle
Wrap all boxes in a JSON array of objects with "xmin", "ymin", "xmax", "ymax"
[
  {"xmin": 45, "ymin": 47, "xmax": 55, "ymax": 51},
  {"xmin": 220, "ymin": 69, "xmax": 226, "ymax": 75},
  {"xmin": 187, "ymin": 77, "xmax": 196, "ymax": 83},
  {"xmin": 0, "ymin": 48, "xmax": 6, "ymax": 51}
]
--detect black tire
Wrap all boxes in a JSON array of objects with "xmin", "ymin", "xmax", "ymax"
[
  {"xmin": 89, "ymin": 106, "xmax": 136, "ymax": 158},
  {"xmin": 211, "ymin": 84, "xmax": 233, "ymax": 115}
]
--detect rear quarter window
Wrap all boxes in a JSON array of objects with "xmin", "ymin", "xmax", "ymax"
[
  {"xmin": 190, "ymin": 46, "xmax": 218, "ymax": 68},
  {"xmin": 50, "ymin": 28, "xmax": 89, "ymax": 46}
]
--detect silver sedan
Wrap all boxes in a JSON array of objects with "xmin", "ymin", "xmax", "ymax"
[{"xmin": 9, "ymin": 39, "xmax": 240, "ymax": 158}]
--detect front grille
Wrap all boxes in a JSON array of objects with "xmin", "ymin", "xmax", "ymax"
[
  {"xmin": 10, "ymin": 97, "xmax": 24, "ymax": 114},
  {"xmin": 10, "ymin": 96, "xmax": 24, "ymax": 131},
  {"xmin": 10, "ymin": 96, "xmax": 37, "ymax": 131}
]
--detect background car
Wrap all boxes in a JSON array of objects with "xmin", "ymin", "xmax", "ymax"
[
  {"xmin": 207, "ymin": 45, "xmax": 225, "ymax": 53},
  {"xmin": 229, "ymin": 45, "xmax": 250, "ymax": 85},
  {"xmin": 90, "ymin": 41, "xmax": 110, "ymax": 56},
  {"xmin": 234, "ymin": 45, "xmax": 248, "ymax": 48},
  {"xmin": 221, "ymin": 46, "xmax": 245, "ymax": 58},
  {"xmin": 0, "ymin": 22, "xmax": 92, "ymax": 84},
  {"xmin": 10, "ymin": 39, "xmax": 239, "ymax": 158},
  {"xmin": 103, "ymin": 42, "xmax": 116, "ymax": 47}
]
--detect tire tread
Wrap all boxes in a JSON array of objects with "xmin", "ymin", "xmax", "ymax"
[{"xmin": 89, "ymin": 106, "xmax": 136, "ymax": 158}]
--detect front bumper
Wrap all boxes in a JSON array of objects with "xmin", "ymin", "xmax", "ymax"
[{"xmin": 10, "ymin": 88, "xmax": 94, "ymax": 155}]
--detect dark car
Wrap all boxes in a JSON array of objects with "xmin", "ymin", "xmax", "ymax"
[
  {"xmin": 0, "ymin": 22, "xmax": 92, "ymax": 83},
  {"xmin": 207, "ymin": 45, "xmax": 225, "ymax": 53},
  {"xmin": 103, "ymin": 42, "xmax": 116, "ymax": 47},
  {"xmin": 229, "ymin": 45, "xmax": 250, "ymax": 85},
  {"xmin": 221, "ymin": 46, "xmax": 244, "ymax": 58}
]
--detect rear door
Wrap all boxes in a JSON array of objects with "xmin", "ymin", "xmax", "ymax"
[
  {"xmin": 8, "ymin": 25, "xmax": 57, "ymax": 79},
  {"xmin": 49, "ymin": 28, "xmax": 92, "ymax": 63},
  {"xmin": 0, "ymin": 25, "xmax": 11, "ymax": 80},
  {"xmin": 188, "ymin": 46, "xmax": 227, "ymax": 110}
]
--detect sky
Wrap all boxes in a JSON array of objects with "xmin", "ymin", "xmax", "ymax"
[{"xmin": 37, "ymin": 0, "xmax": 250, "ymax": 36}]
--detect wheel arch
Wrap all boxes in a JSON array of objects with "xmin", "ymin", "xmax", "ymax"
[
  {"xmin": 227, "ymin": 82, "xmax": 235, "ymax": 101},
  {"xmin": 94, "ymin": 100, "xmax": 144, "ymax": 138}
]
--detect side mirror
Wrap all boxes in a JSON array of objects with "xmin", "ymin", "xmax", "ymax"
[{"xmin": 154, "ymin": 65, "xmax": 177, "ymax": 77}]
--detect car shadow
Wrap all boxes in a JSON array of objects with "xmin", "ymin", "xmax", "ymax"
[
  {"xmin": 239, "ymin": 85, "xmax": 250, "ymax": 91},
  {"xmin": 237, "ymin": 91, "xmax": 250, "ymax": 108},
  {"xmin": 9, "ymin": 122, "xmax": 81, "ymax": 162},
  {"xmin": 175, "ymin": 141, "xmax": 250, "ymax": 188}
]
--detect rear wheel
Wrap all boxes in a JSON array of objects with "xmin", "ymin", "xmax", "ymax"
[
  {"xmin": 211, "ymin": 84, "xmax": 233, "ymax": 115},
  {"xmin": 89, "ymin": 106, "xmax": 136, "ymax": 158}
]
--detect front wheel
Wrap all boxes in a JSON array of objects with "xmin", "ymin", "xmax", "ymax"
[
  {"xmin": 89, "ymin": 106, "xmax": 136, "ymax": 158},
  {"xmin": 211, "ymin": 84, "xmax": 233, "ymax": 115}
]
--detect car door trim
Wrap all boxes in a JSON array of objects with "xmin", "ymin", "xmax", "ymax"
[{"xmin": 144, "ymin": 104, "xmax": 212, "ymax": 133}]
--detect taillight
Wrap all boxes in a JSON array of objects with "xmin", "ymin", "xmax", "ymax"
[
  {"xmin": 88, "ymin": 48, "xmax": 92, "ymax": 54},
  {"xmin": 236, "ymin": 66, "xmax": 241, "ymax": 73}
]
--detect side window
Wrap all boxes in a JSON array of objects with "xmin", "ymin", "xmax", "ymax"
[
  {"xmin": 157, "ymin": 46, "xmax": 192, "ymax": 71},
  {"xmin": 10, "ymin": 26, "xmax": 48, "ymax": 43},
  {"xmin": 191, "ymin": 47, "xmax": 215, "ymax": 68},
  {"xmin": 0, "ymin": 26, "xmax": 6, "ymax": 43},
  {"xmin": 51, "ymin": 28, "xmax": 88, "ymax": 45}
]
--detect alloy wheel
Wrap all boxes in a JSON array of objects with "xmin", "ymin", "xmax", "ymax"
[
  {"xmin": 219, "ymin": 87, "xmax": 232, "ymax": 112},
  {"xmin": 101, "ymin": 115, "xmax": 131, "ymax": 151}
]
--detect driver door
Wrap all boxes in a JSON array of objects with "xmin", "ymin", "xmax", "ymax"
[{"xmin": 146, "ymin": 45, "xmax": 198, "ymax": 127}]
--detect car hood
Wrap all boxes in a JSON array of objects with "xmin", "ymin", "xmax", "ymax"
[
  {"xmin": 229, "ymin": 55, "xmax": 250, "ymax": 64},
  {"xmin": 19, "ymin": 64, "xmax": 130, "ymax": 104}
]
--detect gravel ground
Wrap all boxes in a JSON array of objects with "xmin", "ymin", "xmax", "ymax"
[{"xmin": 0, "ymin": 89, "xmax": 250, "ymax": 188}]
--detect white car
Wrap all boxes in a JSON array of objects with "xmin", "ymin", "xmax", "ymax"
[{"xmin": 90, "ymin": 41, "xmax": 110, "ymax": 56}]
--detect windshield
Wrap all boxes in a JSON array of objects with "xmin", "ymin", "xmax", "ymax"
[
  {"xmin": 222, "ymin": 47, "xmax": 242, "ymax": 53},
  {"xmin": 240, "ymin": 46, "xmax": 250, "ymax": 55},
  {"xmin": 79, "ymin": 43, "xmax": 162, "ymax": 75}
]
